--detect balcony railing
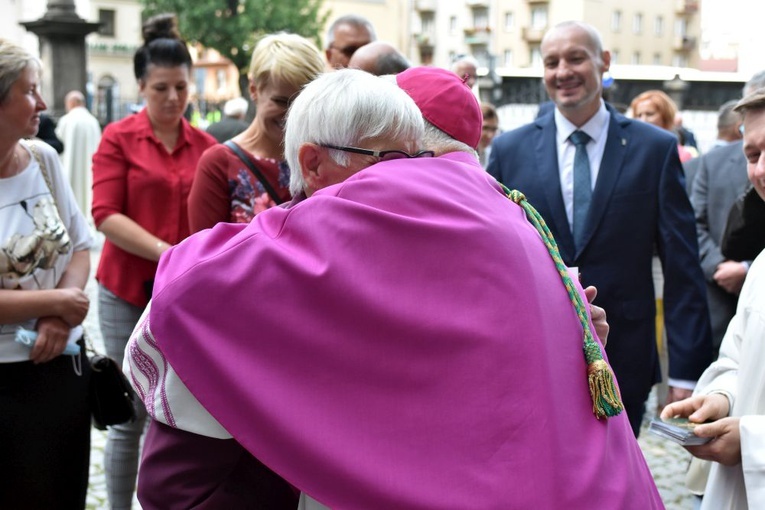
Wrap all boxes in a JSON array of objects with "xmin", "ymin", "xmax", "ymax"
[
  {"xmin": 414, "ymin": 0, "xmax": 436, "ymax": 12},
  {"xmin": 673, "ymin": 35, "xmax": 697, "ymax": 52},
  {"xmin": 676, "ymin": 0, "xmax": 699, "ymax": 14},
  {"xmin": 463, "ymin": 26, "xmax": 491, "ymax": 46},
  {"xmin": 413, "ymin": 32, "xmax": 435, "ymax": 48},
  {"xmin": 522, "ymin": 26, "xmax": 546, "ymax": 42}
]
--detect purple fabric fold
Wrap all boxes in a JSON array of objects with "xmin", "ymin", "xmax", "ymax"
[{"xmin": 150, "ymin": 152, "xmax": 663, "ymax": 509}]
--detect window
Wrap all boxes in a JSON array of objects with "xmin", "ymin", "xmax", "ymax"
[
  {"xmin": 504, "ymin": 49, "xmax": 513, "ymax": 66},
  {"xmin": 611, "ymin": 50, "xmax": 619, "ymax": 64},
  {"xmin": 631, "ymin": 51, "xmax": 641, "ymax": 65},
  {"xmin": 611, "ymin": 11, "xmax": 621, "ymax": 32},
  {"xmin": 531, "ymin": 6, "xmax": 548, "ymax": 30},
  {"xmin": 421, "ymin": 12, "xmax": 435, "ymax": 34},
  {"xmin": 473, "ymin": 7, "xmax": 489, "ymax": 30},
  {"xmin": 504, "ymin": 11, "xmax": 515, "ymax": 31},
  {"xmin": 530, "ymin": 45, "xmax": 542, "ymax": 67},
  {"xmin": 216, "ymin": 69, "xmax": 227, "ymax": 94},
  {"xmin": 654, "ymin": 16, "xmax": 663, "ymax": 36},
  {"xmin": 675, "ymin": 18, "xmax": 687, "ymax": 37},
  {"xmin": 449, "ymin": 16, "xmax": 457, "ymax": 34},
  {"xmin": 633, "ymin": 13, "xmax": 643, "ymax": 34},
  {"xmin": 98, "ymin": 9, "xmax": 116, "ymax": 37},
  {"xmin": 195, "ymin": 68, "xmax": 206, "ymax": 97},
  {"xmin": 673, "ymin": 55, "xmax": 688, "ymax": 67},
  {"xmin": 653, "ymin": 52, "xmax": 662, "ymax": 65}
]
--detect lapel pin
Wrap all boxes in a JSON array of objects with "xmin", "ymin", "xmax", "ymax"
[{"xmin": 621, "ymin": 138, "xmax": 627, "ymax": 146}]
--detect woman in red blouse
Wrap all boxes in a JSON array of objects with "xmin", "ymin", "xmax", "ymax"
[
  {"xmin": 90, "ymin": 13, "xmax": 215, "ymax": 509},
  {"xmin": 187, "ymin": 33, "xmax": 325, "ymax": 232}
]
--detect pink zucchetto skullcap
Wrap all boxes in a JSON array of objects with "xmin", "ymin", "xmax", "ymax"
[{"xmin": 396, "ymin": 66, "xmax": 482, "ymax": 149}]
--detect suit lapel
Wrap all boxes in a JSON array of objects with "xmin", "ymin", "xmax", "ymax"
[
  {"xmin": 577, "ymin": 109, "xmax": 628, "ymax": 258},
  {"xmin": 534, "ymin": 115, "xmax": 576, "ymax": 261}
]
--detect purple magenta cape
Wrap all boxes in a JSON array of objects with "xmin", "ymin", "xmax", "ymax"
[{"xmin": 149, "ymin": 152, "xmax": 664, "ymax": 509}]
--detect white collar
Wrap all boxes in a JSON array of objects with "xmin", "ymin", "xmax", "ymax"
[{"xmin": 554, "ymin": 101, "xmax": 609, "ymax": 144}]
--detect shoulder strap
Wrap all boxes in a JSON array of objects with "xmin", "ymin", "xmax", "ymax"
[
  {"xmin": 224, "ymin": 140, "xmax": 284, "ymax": 205},
  {"xmin": 28, "ymin": 141, "xmax": 61, "ymax": 215}
]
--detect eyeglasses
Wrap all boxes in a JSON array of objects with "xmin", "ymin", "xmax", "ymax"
[
  {"xmin": 329, "ymin": 44, "xmax": 362, "ymax": 58},
  {"xmin": 321, "ymin": 144, "xmax": 435, "ymax": 162}
]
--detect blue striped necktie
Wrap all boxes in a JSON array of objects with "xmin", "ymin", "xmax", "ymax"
[{"xmin": 570, "ymin": 130, "xmax": 592, "ymax": 251}]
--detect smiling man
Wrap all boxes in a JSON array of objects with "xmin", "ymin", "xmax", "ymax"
[{"xmin": 487, "ymin": 20, "xmax": 713, "ymax": 437}]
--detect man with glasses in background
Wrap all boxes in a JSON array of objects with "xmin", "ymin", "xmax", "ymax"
[{"xmin": 324, "ymin": 14, "xmax": 376, "ymax": 69}]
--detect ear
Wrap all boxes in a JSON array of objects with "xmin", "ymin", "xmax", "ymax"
[
  {"xmin": 325, "ymin": 48, "xmax": 332, "ymax": 65},
  {"xmin": 298, "ymin": 143, "xmax": 323, "ymax": 196},
  {"xmin": 249, "ymin": 80, "xmax": 258, "ymax": 102},
  {"xmin": 600, "ymin": 50, "xmax": 611, "ymax": 73},
  {"xmin": 138, "ymin": 79, "xmax": 146, "ymax": 95}
]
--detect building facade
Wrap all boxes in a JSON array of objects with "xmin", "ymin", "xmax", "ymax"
[
  {"xmin": 408, "ymin": 0, "xmax": 702, "ymax": 70},
  {"xmin": 10, "ymin": 0, "xmax": 756, "ymax": 128}
]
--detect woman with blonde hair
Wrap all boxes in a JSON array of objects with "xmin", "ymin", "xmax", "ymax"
[
  {"xmin": 630, "ymin": 89, "xmax": 695, "ymax": 162},
  {"xmin": 188, "ymin": 33, "xmax": 325, "ymax": 231},
  {"xmin": 0, "ymin": 38, "xmax": 92, "ymax": 509}
]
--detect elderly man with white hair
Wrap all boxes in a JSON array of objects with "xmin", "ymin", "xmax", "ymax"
[{"xmin": 126, "ymin": 68, "xmax": 662, "ymax": 509}]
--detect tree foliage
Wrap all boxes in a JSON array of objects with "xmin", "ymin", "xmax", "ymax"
[{"xmin": 141, "ymin": 0, "xmax": 329, "ymax": 94}]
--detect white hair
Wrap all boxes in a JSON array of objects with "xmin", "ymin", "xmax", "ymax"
[
  {"xmin": 286, "ymin": 69, "xmax": 424, "ymax": 196},
  {"xmin": 223, "ymin": 97, "xmax": 248, "ymax": 117},
  {"xmin": 422, "ymin": 121, "xmax": 478, "ymax": 159}
]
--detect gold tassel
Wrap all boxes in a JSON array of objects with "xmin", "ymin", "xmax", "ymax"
[
  {"xmin": 587, "ymin": 360, "xmax": 624, "ymax": 419},
  {"xmin": 504, "ymin": 185, "xmax": 625, "ymax": 419}
]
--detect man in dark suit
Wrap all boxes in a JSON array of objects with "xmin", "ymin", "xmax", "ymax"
[{"xmin": 487, "ymin": 21, "xmax": 712, "ymax": 436}]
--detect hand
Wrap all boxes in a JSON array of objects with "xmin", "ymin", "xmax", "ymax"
[
  {"xmin": 665, "ymin": 386, "xmax": 694, "ymax": 406},
  {"xmin": 686, "ymin": 417, "xmax": 742, "ymax": 466},
  {"xmin": 584, "ymin": 286, "xmax": 609, "ymax": 346},
  {"xmin": 30, "ymin": 316, "xmax": 72, "ymax": 364},
  {"xmin": 660, "ymin": 393, "xmax": 730, "ymax": 423},
  {"xmin": 713, "ymin": 260, "xmax": 747, "ymax": 294},
  {"xmin": 55, "ymin": 287, "xmax": 89, "ymax": 326}
]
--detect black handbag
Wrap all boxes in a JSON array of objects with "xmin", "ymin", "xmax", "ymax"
[
  {"xmin": 89, "ymin": 353, "xmax": 137, "ymax": 430},
  {"xmin": 29, "ymin": 141, "xmax": 139, "ymax": 431}
]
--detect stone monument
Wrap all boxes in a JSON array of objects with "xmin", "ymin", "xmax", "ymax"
[{"xmin": 21, "ymin": 0, "xmax": 101, "ymax": 119}]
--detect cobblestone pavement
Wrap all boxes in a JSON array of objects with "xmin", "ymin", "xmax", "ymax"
[{"xmin": 82, "ymin": 244, "xmax": 697, "ymax": 509}]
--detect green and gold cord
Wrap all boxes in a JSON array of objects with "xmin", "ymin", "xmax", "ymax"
[{"xmin": 502, "ymin": 185, "xmax": 624, "ymax": 419}]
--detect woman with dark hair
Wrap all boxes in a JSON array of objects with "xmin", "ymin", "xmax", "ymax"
[
  {"xmin": 0, "ymin": 38, "xmax": 92, "ymax": 509},
  {"xmin": 91, "ymin": 13, "xmax": 216, "ymax": 508}
]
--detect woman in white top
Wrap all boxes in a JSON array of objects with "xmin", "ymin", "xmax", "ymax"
[{"xmin": 0, "ymin": 38, "xmax": 93, "ymax": 508}]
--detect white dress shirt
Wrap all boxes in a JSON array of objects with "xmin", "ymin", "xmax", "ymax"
[{"xmin": 554, "ymin": 101, "xmax": 610, "ymax": 232}]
